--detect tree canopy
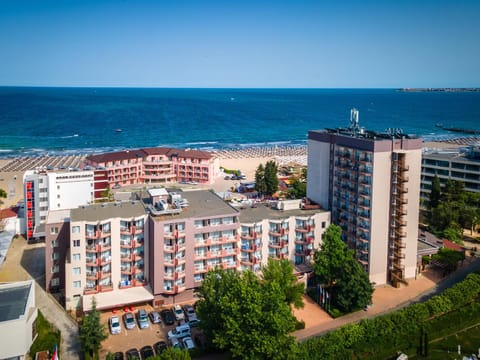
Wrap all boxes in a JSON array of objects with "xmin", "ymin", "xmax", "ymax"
[
  {"xmin": 427, "ymin": 178, "xmax": 480, "ymax": 242},
  {"xmin": 261, "ymin": 258, "xmax": 305, "ymax": 309},
  {"xmin": 255, "ymin": 161, "xmax": 279, "ymax": 196},
  {"xmin": 79, "ymin": 298, "xmax": 107, "ymax": 357},
  {"xmin": 0, "ymin": 188, "xmax": 7, "ymax": 206},
  {"xmin": 195, "ymin": 269, "xmax": 297, "ymax": 359},
  {"xmin": 313, "ymin": 224, "xmax": 373, "ymax": 313}
]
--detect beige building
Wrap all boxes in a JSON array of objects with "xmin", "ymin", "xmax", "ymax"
[
  {"xmin": 307, "ymin": 109, "xmax": 422, "ymax": 286},
  {"xmin": 0, "ymin": 280, "xmax": 37, "ymax": 359}
]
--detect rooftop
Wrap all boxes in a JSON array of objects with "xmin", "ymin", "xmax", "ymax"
[
  {"xmin": 149, "ymin": 190, "xmax": 239, "ymax": 221},
  {"xmin": 70, "ymin": 201, "xmax": 146, "ymax": 222},
  {"xmin": 0, "ymin": 281, "xmax": 33, "ymax": 322},
  {"xmin": 46, "ymin": 209, "xmax": 71, "ymax": 224},
  {"xmin": 239, "ymin": 203, "xmax": 328, "ymax": 224}
]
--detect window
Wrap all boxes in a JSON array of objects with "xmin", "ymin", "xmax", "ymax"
[
  {"xmin": 50, "ymin": 227, "xmax": 59, "ymax": 235},
  {"xmin": 72, "ymin": 253, "xmax": 81, "ymax": 261},
  {"xmin": 51, "ymin": 252, "xmax": 59, "ymax": 260},
  {"xmin": 73, "ymin": 267, "xmax": 81, "ymax": 275},
  {"xmin": 51, "ymin": 265, "xmax": 59, "ymax": 273},
  {"xmin": 73, "ymin": 281, "xmax": 81, "ymax": 288},
  {"xmin": 57, "ymin": 194, "xmax": 60, "ymax": 199},
  {"xmin": 73, "ymin": 239, "xmax": 80, "ymax": 247},
  {"xmin": 322, "ymin": 221, "xmax": 326, "ymax": 229},
  {"xmin": 51, "ymin": 240, "xmax": 58, "ymax": 248},
  {"xmin": 72, "ymin": 226, "xmax": 80, "ymax": 234},
  {"xmin": 51, "ymin": 278, "xmax": 60, "ymax": 287}
]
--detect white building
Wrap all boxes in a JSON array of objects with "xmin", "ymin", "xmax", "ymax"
[
  {"xmin": 0, "ymin": 280, "xmax": 38, "ymax": 360},
  {"xmin": 23, "ymin": 170, "xmax": 95, "ymax": 241}
]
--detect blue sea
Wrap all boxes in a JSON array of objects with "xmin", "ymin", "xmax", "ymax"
[{"xmin": 0, "ymin": 87, "xmax": 479, "ymax": 158}]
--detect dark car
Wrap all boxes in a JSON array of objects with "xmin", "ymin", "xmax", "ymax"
[
  {"xmin": 160, "ymin": 309, "xmax": 175, "ymax": 325},
  {"xmin": 153, "ymin": 341, "xmax": 168, "ymax": 355},
  {"xmin": 113, "ymin": 352, "xmax": 124, "ymax": 360},
  {"xmin": 140, "ymin": 345, "xmax": 155, "ymax": 359},
  {"xmin": 125, "ymin": 348, "xmax": 140, "ymax": 360}
]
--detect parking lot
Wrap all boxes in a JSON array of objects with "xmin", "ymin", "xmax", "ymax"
[{"xmin": 99, "ymin": 304, "xmax": 202, "ymax": 359}]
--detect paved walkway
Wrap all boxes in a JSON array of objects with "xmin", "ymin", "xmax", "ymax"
[
  {"xmin": 0, "ymin": 236, "xmax": 80, "ymax": 359},
  {"xmin": 293, "ymin": 257, "xmax": 480, "ymax": 341}
]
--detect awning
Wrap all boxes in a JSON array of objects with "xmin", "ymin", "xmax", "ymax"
[{"xmin": 83, "ymin": 285, "xmax": 154, "ymax": 311}]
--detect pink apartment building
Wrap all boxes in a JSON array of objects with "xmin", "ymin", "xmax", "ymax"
[
  {"xmin": 47, "ymin": 189, "xmax": 330, "ymax": 312},
  {"xmin": 84, "ymin": 147, "xmax": 219, "ymax": 188}
]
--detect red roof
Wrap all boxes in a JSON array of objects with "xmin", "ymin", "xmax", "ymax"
[
  {"xmin": 0, "ymin": 208, "xmax": 17, "ymax": 220},
  {"xmin": 86, "ymin": 147, "xmax": 213, "ymax": 164},
  {"xmin": 442, "ymin": 239, "xmax": 465, "ymax": 252},
  {"xmin": 86, "ymin": 149, "xmax": 147, "ymax": 164}
]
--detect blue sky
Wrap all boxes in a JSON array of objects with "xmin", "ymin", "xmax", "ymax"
[{"xmin": 1, "ymin": 0, "xmax": 479, "ymax": 88}]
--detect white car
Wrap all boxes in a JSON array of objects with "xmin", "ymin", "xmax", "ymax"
[
  {"xmin": 172, "ymin": 304, "xmax": 185, "ymax": 321},
  {"xmin": 109, "ymin": 315, "xmax": 121, "ymax": 335},
  {"xmin": 182, "ymin": 337, "xmax": 196, "ymax": 350}
]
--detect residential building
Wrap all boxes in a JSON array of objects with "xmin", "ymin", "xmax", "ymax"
[
  {"xmin": 52, "ymin": 187, "xmax": 330, "ymax": 311},
  {"xmin": 307, "ymin": 109, "xmax": 422, "ymax": 286},
  {"xmin": 23, "ymin": 170, "xmax": 96, "ymax": 241},
  {"xmin": 238, "ymin": 200, "xmax": 330, "ymax": 274},
  {"xmin": 65, "ymin": 201, "xmax": 151, "ymax": 311},
  {"xmin": 421, "ymin": 144, "xmax": 480, "ymax": 201},
  {"xmin": 84, "ymin": 147, "xmax": 219, "ymax": 188},
  {"xmin": 0, "ymin": 280, "xmax": 37, "ymax": 360}
]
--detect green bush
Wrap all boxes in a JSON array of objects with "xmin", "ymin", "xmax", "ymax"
[{"xmin": 29, "ymin": 311, "xmax": 61, "ymax": 358}]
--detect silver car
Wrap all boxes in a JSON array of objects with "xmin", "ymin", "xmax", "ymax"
[
  {"xmin": 123, "ymin": 312, "xmax": 136, "ymax": 330},
  {"xmin": 109, "ymin": 315, "xmax": 121, "ymax": 335}
]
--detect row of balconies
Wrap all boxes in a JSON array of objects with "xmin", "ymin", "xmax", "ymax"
[
  {"xmin": 164, "ymin": 271, "xmax": 186, "ymax": 281},
  {"xmin": 268, "ymin": 228, "xmax": 288, "ymax": 237},
  {"xmin": 86, "ymin": 243, "xmax": 111, "ymax": 253},
  {"xmin": 164, "ymin": 257, "xmax": 186, "ymax": 266},
  {"xmin": 120, "ymin": 226, "xmax": 143, "ymax": 235},
  {"xmin": 294, "ymin": 237, "xmax": 314, "ymax": 245},
  {"xmin": 86, "ymin": 270, "xmax": 112, "ymax": 280},
  {"xmin": 241, "ymin": 231, "xmax": 261, "ymax": 240},
  {"xmin": 194, "ymin": 248, "xmax": 239, "ymax": 260},
  {"xmin": 83, "ymin": 282, "xmax": 113, "ymax": 295},
  {"xmin": 164, "ymin": 230, "xmax": 185, "ymax": 239},
  {"xmin": 164, "ymin": 243, "xmax": 187, "ymax": 253},
  {"xmin": 295, "ymin": 224, "xmax": 315, "ymax": 233},
  {"xmin": 86, "ymin": 230, "xmax": 111, "ymax": 239},
  {"xmin": 86, "ymin": 256, "xmax": 112, "ymax": 267},
  {"xmin": 194, "ymin": 236, "xmax": 239, "ymax": 247},
  {"xmin": 120, "ymin": 239, "xmax": 144, "ymax": 249},
  {"xmin": 268, "ymin": 240, "xmax": 288, "ymax": 248}
]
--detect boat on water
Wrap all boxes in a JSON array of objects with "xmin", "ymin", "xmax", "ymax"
[{"xmin": 115, "ymin": 129, "xmax": 122, "ymax": 133}]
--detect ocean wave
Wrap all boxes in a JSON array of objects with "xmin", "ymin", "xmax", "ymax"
[{"xmin": 60, "ymin": 134, "xmax": 79, "ymax": 139}]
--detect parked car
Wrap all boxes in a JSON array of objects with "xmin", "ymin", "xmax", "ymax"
[
  {"xmin": 149, "ymin": 310, "xmax": 161, "ymax": 324},
  {"xmin": 123, "ymin": 312, "xmax": 136, "ymax": 330},
  {"xmin": 172, "ymin": 304, "xmax": 185, "ymax": 321},
  {"xmin": 160, "ymin": 309, "xmax": 175, "ymax": 325},
  {"xmin": 125, "ymin": 348, "xmax": 140, "ymax": 360},
  {"xmin": 168, "ymin": 324, "xmax": 191, "ymax": 339},
  {"xmin": 113, "ymin": 352, "xmax": 124, "ymax": 360},
  {"xmin": 140, "ymin": 345, "xmax": 155, "ymax": 359},
  {"xmin": 224, "ymin": 175, "xmax": 232, "ymax": 180},
  {"xmin": 137, "ymin": 309, "xmax": 149, "ymax": 329},
  {"xmin": 182, "ymin": 337, "xmax": 196, "ymax": 350},
  {"xmin": 169, "ymin": 337, "xmax": 182, "ymax": 349},
  {"xmin": 109, "ymin": 315, "xmax": 121, "ymax": 335},
  {"xmin": 153, "ymin": 341, "xmax": 168, "ymax": 355},
  {"xmin": 183, "ymin": 304, "xmax": 199, "ymax": 326}
]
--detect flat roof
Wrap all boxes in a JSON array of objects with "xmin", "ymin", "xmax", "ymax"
[
  {"xmin": 70, "ymin": 201, "xmax": 146, "ymax": 222},
  {"xmin": 239, "ymin": 203, "xmax": 328, "ymax": 224},
  {"xmin": 47, "ymin": 209, "xmax": 71, "ymax": 224},
  {"xmin": 148, "ymin": 188, "xmax": 169, "ymax": 197},
  {"xmin": 150, "ymin": 190, "xmax": 239, "ymax": 221},
  {"xmin": 83, "ymin": 285, "xmax": 153, "ymax": 311},
  {"xmin": 0, "ymin": 281, "xmax": 32, "ymax": 322}
]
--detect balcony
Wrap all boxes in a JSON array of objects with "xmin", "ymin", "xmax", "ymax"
[
  {"xmin": 194, "ymin": 266, "xmax": 207, "ymax": 274},
  {"xmin": 164, "ymin": 245, "xmax": 175, "ymax": 253},
  {"xmin": 295, "ymin": 225, "xmax": 314, "ymax": 233},
  {"xmin": 99, "ymin": 283, "xmax": 113, "ymax": 292},
  {"xmin": 164, "ymin": 272, "xmax": 175, "ymax": 280},
  {"xmin": 86, "ymin": 271, "xmax": 100, "ymax": 280},
  {"xmin": 86, "ymin": 244, "xmax": 100, "ymax": 253},
  {"xmin": 83, "ymin": 286, "xmax": 98, "ymax": 295},
  {"xmin": 86, "ymin": 258, "xmax": 98, "ymax": 267},
  {"xmin": 120, "ymin": 240, "xmax": 131, "ymax": 248},
  {"xmin": 269, "ymin": 228, "xmax": 286, "ymax": 237},
  {"xmin": 121, "ymin": 266, "xmax": 134, "ymax": 275},
  {"xmin": 99, "ymin": 257, "xmax": 112, "ymax": 266}
]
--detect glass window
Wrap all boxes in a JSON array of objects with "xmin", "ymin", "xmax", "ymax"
[
  {"xmin": 51, "ymin": 265, "xmax": 59, "ymax": 273},
  {"xmin": 72, "ymin": 253, "xmax": 81, "ymax": 261},
  {"xmin": 73, "ymin": 239, "xmax": 80, "ymax": 247},
  {"xmin": 72, "ymin": 226, "xmax": 80, "ymax": 234},
  {"xmin": 51, "ymin": 278, "xmax": 59, "ymax": 287},
  {"xmin": 50, "ymin": 227, "xmax": 59, "ymax": 235},
  {"xmin": 73, "ymin": 281, "xmax": 81, "ymax": 288},
  {"xmin": 73, "ymin": 267, "xmax": 81, "ymax": 275}
]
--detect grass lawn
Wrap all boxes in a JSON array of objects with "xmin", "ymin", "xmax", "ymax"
[
  {"xmin": 29, "ymin": 311, "xmax": 61, "ymax": 358},
  {"xmin": 415, "ymin": 324, "xmax": 480, "ymax": 359}
]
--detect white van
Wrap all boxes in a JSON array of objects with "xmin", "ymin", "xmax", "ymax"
[{"xmin": 167, "ymin": 324, "xmax": 191, "ymax": 339}]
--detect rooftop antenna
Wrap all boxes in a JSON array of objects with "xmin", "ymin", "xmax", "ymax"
[{"xmin": 349, "ymin": 108, "xmax": 360, "ymax": 136}]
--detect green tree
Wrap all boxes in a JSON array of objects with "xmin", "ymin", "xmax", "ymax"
[
  {"xmin": 288, "ymin": 177, "xmax": 306, "ymax": 199},
  {"xmin": 428, "ymin": 175, "xmax": 441, "ymax": 210},
  {"xmin": 196, "ymin": 269, "xmax": 297, "ymax": 359},
  {"xmin": 254, "ymin": 163, "xmax": 267, "ymax": 195},
  {"xmin": 261, "ymin": 258, "xmax": 305, "ymax": 309},
  {"xmin": 0, "ymin": 188, "xmax": 7, "ymax": 206},
  {"xmin": 264, "ymin": 160, "xmax": 279, "ymax": 196},
  {"xmin": 313, "ymin": 224, "xmax": 373, "ymax": 313},
  {"xmin": 442, "ymin": 222, "xmax": 464, "ymax": 244},
  {"xmin": 100, "ymin": 186, "xmax": 114, "ymax": 202},
  {"xmin": 79, "ymin": 298, "xmax": 108, "ymax": 358}
]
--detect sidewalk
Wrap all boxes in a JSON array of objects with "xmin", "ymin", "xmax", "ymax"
[
  {"xmin": 0, "ymin": 236, "xmax": 80, "ymax": 359},
  {"xmin": 293, "ymin": 259, "xmax": 480, "ymax": 341}
]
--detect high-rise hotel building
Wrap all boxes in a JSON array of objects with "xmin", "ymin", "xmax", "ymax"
[{"xmin": 307, "ymin": 110, "xmax": 422, "ymax": 286}]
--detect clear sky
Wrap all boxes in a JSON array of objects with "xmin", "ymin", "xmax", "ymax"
[{"xmin": 1, "ymin": 0, "xmax": 479, "ymax": 88}]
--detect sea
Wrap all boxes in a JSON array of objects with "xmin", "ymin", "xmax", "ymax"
[{"xmin": 0, "ymin": 87, "xmax": 479, "ymax": 158}]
